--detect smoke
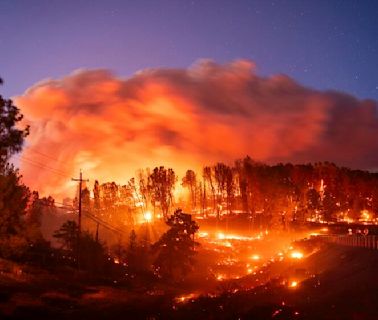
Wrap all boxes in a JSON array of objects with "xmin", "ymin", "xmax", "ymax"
[{"xmin": 14, "ymin": 60, "xmax": 378, "ymax": 198}]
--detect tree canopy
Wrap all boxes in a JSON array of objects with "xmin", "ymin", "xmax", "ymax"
[
  {"xmin": 152, "ymin": 209, "xmax": 199, "ymax": 281},
  {"xmin": 0, "ymin": 78, "xmax": 29, "ymax": 167}
]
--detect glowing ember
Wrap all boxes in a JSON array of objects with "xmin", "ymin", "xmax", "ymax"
[
  {"xmin": 309, "ymin": 232, "xmax": 320, "ymax": 236},
  {"xmin": 216, "ymin": 232, "xmax": 256, "ymax": 241},
  {"xmin": 216, "ymin": 241, "xmax": 232, "ymax": 248},
  {"xmin": 290, "ymin": 251, "xmax": 304, "ymax": 259},
  {"xmin": 143, "ymin": 211, "xmax": 152, "ymax": 222},
  {"xmin": 216, "ymin": 274, "xmax": 224, "ymax": 281},
  {"xmin": 217, "ymin": 232, "xmax": 225, "ymax": 240},
  {"xmin": 198, "ymin": 232, "xmax": 209, "ymax": 238},
  {"xmin": 251, "ymin": 254, "xmax": 260, "ymax": 261},
  {"xmin": 360, "ymin": 210, "xmax": 371, "ymax": 221},
  {"xmin": 174, "ymin": 293, "xmax": 198, "ymax": 304},
  {"xmin": 289, "ymin": 280, "xmax": 298, "ymax": 288}
]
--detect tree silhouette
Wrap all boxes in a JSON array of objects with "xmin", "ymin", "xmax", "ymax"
[
  {"xmin": 152, "ymin": 209, "xmax": 199, "ymax": 281},
  {"xmin": 53, "ymin": 220, "xmax": 78, "ymax": 251},
  {"xmin": 0, "ymin": 78, "xmax": 32, "ymax": 258},
  {"xmin": 203, "ymin": 166, "xmax": 216, "ymax": 213},
  {"xmin": 149, "ymin": 166, "xmax": 177, "ymax": 220},
  {"xmin": 125, "ymin": 229, "xmax": 150, "ymax": 275},
  {"xmin": 0, "ymin": 78, "xmax": 29, "ymax": 167},
  {"xmin": 182, "ymin": 169, "xmax": 197, "ymax": 211},
  {"xmin": 93, "ymin": 180, "xmax": 100, "ymax": 210}
]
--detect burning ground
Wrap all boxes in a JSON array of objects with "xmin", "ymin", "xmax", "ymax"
[{"xmin": 1, "ymin": 230, "xmax": 378, "ymax": 320}]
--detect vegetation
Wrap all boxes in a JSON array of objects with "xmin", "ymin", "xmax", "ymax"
[
  {"xmin": 0, "ymin": 78, "xmax": 35, "ymax": 260},
  {"xmin": 1, "ymin": 76, "xmax": 378, "ymax": 319},
  {"xmin": 152, "ymin": 209, "xmax": 199, "ymax": 281},
  {"xmin": 83, "ymin": 158, "xmax": 378, "ymax": 234}
]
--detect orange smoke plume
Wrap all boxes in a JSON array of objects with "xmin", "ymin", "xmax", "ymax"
[{"xmin": 14, "ymin": 60, "xmax": 378, "ymax": 198}]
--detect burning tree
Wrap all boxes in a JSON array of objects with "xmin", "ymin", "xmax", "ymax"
[
  {"xmin": 136, "ymin": 168, "xmax": 152, "ymax": 213},
  {"xmin": 149, "ymin": 166, "xmax": 177, "ymax": 220},
  {"xmin": 152, "ymin": 209, "xmax": 199, "ymax": 281},
  {"xmin": 203, "ymin": 166, "xmax": 216, "ymax": 213},
  {"xmin": 182, "ymin": 169, "xmax": 197, "ymax": 211},
  {"xmin": 93, "ymin": 180, "xmax": 101, "ymax": 210}
]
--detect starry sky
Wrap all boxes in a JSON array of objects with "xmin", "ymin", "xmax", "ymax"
[{"xmin": 0, "ymin": 0, "xmax": 377, "ymax": 99}]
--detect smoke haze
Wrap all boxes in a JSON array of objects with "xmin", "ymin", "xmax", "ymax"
[{"xmin": 14, "ymin": 60, "xmax": 378, "ymax": 198}]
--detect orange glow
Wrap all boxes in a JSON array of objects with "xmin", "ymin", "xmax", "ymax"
[
  {"xmin": 15, "ymin": 60, "xmax": 348, "ymax": 200},
  {"xmin": 216, "ymin": 232, "xmax": 257, "ymax": 241},
  {"xmin": 217, "ymin": 232, "xmax": 226, "ymax": 240},
  {"xmin": 360, "ymin": 210, "xmax": 371, "ymax": 221},
  {"xmin": 144, "ymin": 211, "xmax": 152, "ymax": 222},
  {"xmin": 290, "ymin": 251, "xmax": 304, "ymax": 259},
  {"xmin": 198, "ymin": 232, "xmax": 209, "ymax": 238},
  {"xmin": 174, "ymin": 293, "xmax": 198, "ymax": 303},
  {"xmin": 289, "ymin": 280, "xmax": 298, "ymax": 288}
]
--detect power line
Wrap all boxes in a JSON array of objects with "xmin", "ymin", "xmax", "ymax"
[
  {"xmin": 27, "ymin": 149, "xmax": 70, "ymax": 169},
  {"xmin": 37, "ymin": 199, "xmax": 128, "ymax": 236},
  {"xmin": 20, "ymin": 155, "xmax": 71, "ymax": 176},
  {"xmin": 83, "ymin": 210, "xmax": 127, "ymax": 235},
  {"xmin": 14, "ymin": 154, "xmax": 71, "ymax": 178},
  {"xmin": 53, "ymin": 201, "xmax": 129, "ymax": 235}
]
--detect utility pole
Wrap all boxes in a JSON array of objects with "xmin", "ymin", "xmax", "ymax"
[
  {"xmin": 95, "ymin": 222, "xmax": 99, "ymax": 243},
  {"xmin": 72, "ymin": 170, "xmax": 89, "ymax": 268}
]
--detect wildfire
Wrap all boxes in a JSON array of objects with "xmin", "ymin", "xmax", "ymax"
[
  {"xmin": 174, "ymin": 293, "xmax": 199, "ymax": 304},
  {"xmin": 216, "ymin": 232, "xmax": 257, "ymax": 241},
  {"xmin": 217, "ymin": 232, "xmax": 226, "ymax": 240},
  {"xmin": 360, "ymin": 210, "xmax": 371, "ymax": 222},
  {"xmin": 251, "ymin": 254, "xmax": 261, "ymax": 261},
  {"xmin": 198, "ymin": 232, "xmax": 209, "ymax": 238},
  {"xmin": 144, "ymin": 211, "xmax": 152, "ymax": 222},
  {"xmin": 290, "ymin": 251, "xmax": 304, "ymax": 259}
]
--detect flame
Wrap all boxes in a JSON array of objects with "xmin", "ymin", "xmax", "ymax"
[
  {"xmin": 290, "ymin": 251, "xmax": 304, "ymax": 259},
  {"xmin": 174, "ymin": 293, "xmax": 198, "ymax": 303},
  {"xmin": 143, "ymin": 211, "xmax": 152, "ymax": 222}
]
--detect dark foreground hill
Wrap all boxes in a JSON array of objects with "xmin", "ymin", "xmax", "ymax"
[
  {"xmin": 173, "ymin": 243, "xmax": 378, "ymax": 320},
  {"xmin": 0, "ymin": 241, "xmax": 377, "ymax": 319}
]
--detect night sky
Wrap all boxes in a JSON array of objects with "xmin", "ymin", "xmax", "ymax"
[
  {"xmin": 0, "ymin": 0, "xmax": 377, "ymax": 99},
  {"xmin": 2, "ymin": 0, "xmax": 378, "ymax": 198}
]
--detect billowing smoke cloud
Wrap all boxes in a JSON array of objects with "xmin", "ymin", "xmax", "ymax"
[{"xmin": 15, "ymin": 60, "xmax": 378, "ymax": 198}]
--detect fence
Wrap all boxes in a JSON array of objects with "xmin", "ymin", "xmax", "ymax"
[{"xmin": 318, "ymin": 234, "xmax": 378, "ymax": 250}]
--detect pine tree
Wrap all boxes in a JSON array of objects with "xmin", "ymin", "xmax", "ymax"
[{"xmin": 152, "ymin": 209, "xmax": 199, "ymax": 281}]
